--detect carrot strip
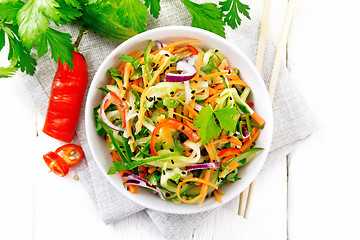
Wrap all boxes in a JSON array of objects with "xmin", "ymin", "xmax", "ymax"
[
  {"xmin": 121, "ymin": 63, "xmax": 132, "ymax": 98},
  {"xmin": 199, "ymin": 170, "xmax": 211, "ymax": 205},
  {"xmin": 251, "ymin": 112, "xmax": 265, "ymax": 127},
  {"xmin": 200, "ymin": 71, "xmax": 228, "ymax": 81},
  {"xmin": 221, "ymin": 136, "xmax": 243, "ymax": 147},
  {"xmin": 162, "ymin": 127, "xmax": 174, "ymax": 146},
  {"xmin": 240, "ymin": 129, "xmax": 260, "ymax": 152},
  {"xmin": 169, "ymin": 97, "xmax": 199, "ymax": 117},
  {"xmin": 153, "ymin": 39, "xmax": 202, "ymax": 55},
  {"xmin": 227, "ymin": 161, "xmax": 239, "ymax": 171},
  {"xmin": 221, "ymin": 155, "xmax": 235, "ymax": 164},
  {"xmin": 205, "ymin": 90, "xmax": 223, "ymax": 104},
  {"xmin": 216, "ymin": 189, "xmax": 225, "ymax": 195},
  {"xmin": 127, "ymin": 185, "xmax": 138, "ymax": 194},
  {"xmin": 168, "ymin": 109, "xmax": 194, "ymax": 123},
  {"xmin": 131, "ymin": 85, "xmax": 144, "ymax": 93},
  {"xmin": 213, "ymin": 80, "xmax": 247, "ymax": 90},
  {"xmin": 204, "ymin": 144, "xmax": 216, "ymax": 162},
  {"xmin": 148, "ymin": 167, "xmax": 157, "ymax": 174},
  {"xmin": 176, "ymin": 177, "xmax": 218, "ymax": 204},
  {"xmin": 213, "ymin": 190, "xmax": 222, "ymax": 203}
]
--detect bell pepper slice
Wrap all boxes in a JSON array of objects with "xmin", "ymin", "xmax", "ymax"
[{"xmin": 217, "ymin": 148, "xmax": 243, "ymax": 158}]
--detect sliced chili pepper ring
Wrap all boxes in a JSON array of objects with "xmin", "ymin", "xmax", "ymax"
[
  {"xmin": 55, "ymin": 144, "xmax": 84, "ymax": 168},
  {"xmin": 43, "ymin": 152, "xmax": 70, "ymax": 177}
]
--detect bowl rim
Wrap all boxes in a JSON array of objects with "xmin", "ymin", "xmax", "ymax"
[{"xmin": 85, "ymin": 26, "xmax": 273, "ymax": 214}]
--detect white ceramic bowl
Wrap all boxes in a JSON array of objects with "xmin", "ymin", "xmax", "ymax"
[{"xmin": 85, "ymin": 26, "xmax": 273, "ymax": 214}]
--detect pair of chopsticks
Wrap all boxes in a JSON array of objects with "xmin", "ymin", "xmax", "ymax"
[{"xmin": 238, "ymin": 0, "xmax": 297, "ymax": 218}]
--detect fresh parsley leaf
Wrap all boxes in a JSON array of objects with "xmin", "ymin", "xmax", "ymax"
[
  {"xmin": 119, "ymin": 54, "xmax": 141, "ymax": 69},
  {"xmin": 149, "ymin": 170, "xmax": 161, "ymax": 186},
  {"xmin": 118, "ymin": 0, "xmax": 148, "ymax": 33},
  {"xmin": 36, "ymin": 28, "xmax": 74, "ymax": 67},
  {"xmin": 6, "ymin": 24, "xmax": 37, "ymax": 75},
  {"xmin": 144, "ymin": 0, "xmax": 161, "ymax": 19},
  {"xmin": 181, "ymin": 0, "xmax": 225, "ymax": 38},
  {"xmin": 0, "ymin": 0, "xmax": 24, "ymax": 23},
  {"xmin": 213, "ymin": 105, "xmax": 239, "ymax": 132},
  {"xmin": 219, "ymin": 0, "xmax": 251, "ymax": 29},
  {"xmin": 194, "ymin": 104, "xmax": 221, "ymax": 145},
  {"xmin": 0, "ymin": 67, "xmax": 18, "ymax": 78}
]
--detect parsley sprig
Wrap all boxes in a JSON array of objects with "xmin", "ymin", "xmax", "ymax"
[
  {"xmin": 194, "ymin": 104, "xmax": 239, "ymax": 144},
  {"xmin": 0, "ymin": 0, "xmax": 250, "ymax": 78}
]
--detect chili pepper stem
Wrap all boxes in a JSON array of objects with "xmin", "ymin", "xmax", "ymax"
[{"xmin": 73, "ymin": 28, "xmax": 88, "ymax": 52}]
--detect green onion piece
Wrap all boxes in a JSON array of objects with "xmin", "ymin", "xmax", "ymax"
[{"xmin": 240, "ymin": 87, "xmax": 251, "ymax": 101}]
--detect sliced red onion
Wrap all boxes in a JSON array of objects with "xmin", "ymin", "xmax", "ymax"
[
  {"xmin": 185, "ymin": 162, "xmax": 222, "ymax": 171},
  {"xmin": 100, "ymin": 92, "xmax": 124, "ymax": 131},
  {"xmin": 166, "ymin": 61, "xmax": 196, "ymax": 82},
  {"xmin": 122, "ymin": 172, "xmax": 166, "ymax": 200},
  {"xmin": 241, "ymin": 124, "xmax": 250, "ymax": 138},
  {"xmin": 155, "ymin": 41, "xmax": 166, "ymax": 50}
]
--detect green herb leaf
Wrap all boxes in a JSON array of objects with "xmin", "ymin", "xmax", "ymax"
[
  {"xmin": 219, "ymin": 0, "xmax": 250, "ymax": 29},
  {"xmin": 6, "ymin": 24, "xmax": 37, "ymax": 75},
  {"xmin": 144, "ymin": 0, "xmax": 161, "ymax": 19},
  {"xmin": 149, "ymin": 170, "xmax": 161, "ymax": 186},
  {"xmin": 181, "ymin": 0, "xmax": 225, "ymax": 38},
  {"xmin": 119, "ymin": 54, "xmax": 141, "ymax": 69},
  {"xmin": 194, "ymin": 104, "xmax": 221, "ymax": 145},
  {"xmin": 108, "ymin": 67, "xmax": 123, "ymax": 81},
  {"xmin": 0, "ymin": 67, "xmax": 18, "ymax": 78},
  {"xmin": 0, "ymin": 0, "xmax": 24, "ymax": 22},
  {"xmin": 213, "ymin": 105, "xmax": 238, "ymax": 132},
  {"xmin": 118, "ymin": 0, "xmax": 148, "ymax": 33},
  {"xmin": 36, "ymin": 28, "xmax": 74, "ymax": 67}
]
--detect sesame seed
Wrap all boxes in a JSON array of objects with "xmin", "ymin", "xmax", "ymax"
[
  {"xmin": 146, "ymin": 84, "xmax": 149, "ymax": 87},
  {"xmin": 127, "ymin": 136, "xmax": 132, "ymax": 140},
  {"xmin": 215, "ymin": 49, "xmax": 219, "ymax": 53},
  {"xmin": 163, "ymin": 170, "xmax": 165, "ymax": 175},
  {"xmin": 182, "ymin": 171, "xmax": 186, "ymax": 175},
  {"xmin": 148, "ymin": 97, "xmax": 154, "ymax": 101},
  {"xmin": 155, "ymin": 134, "xmax": 159, "ymax": 137},
  {"xmin": 122, "ymin": 98, "xmax": 126, "ymax": 101},
  {"xmin": 170, "ymin": 91, "xmax": 174, "ymax": 95},
  {"xmin": 129, "ymin": 106, "xmax": 132, "ymax": 110},
  {"xmin": 230, "ymin": 97, "xmax": 233, "ymax": 100},
  {"xmin": 154, "ymin": 101, "xmax": 158, "ymax": 105},
  {"xmin": 146, "ymin": 96, "xmax": 149, "ymax": 100},
  {"xmin": 181, "ymin": 126, "xmax": 185, "ymax": 130},
  {"xmin": 191, "ymin": 96, "xmax": 195, "ymax": 100},
  {"xmin": 228, "ymin": 70, "xmax": 231, "ymax": 74},
  {"xmin": 189, "ymin": 149, "xmax": 193, "ymax": 153},
  {"xmin": 122, "ymin": 86, "xmax": 126, "ymax": 90},
  {"xmin": 171, "ymin": 159, "xmax": 174, "ymax": 164},
  {"xmin": 165, "ymin": 54, "xmax": 169, "ymax": 57},
  {"xmin": 166, "ymin": 66, "xmax": 170, "ymax": 70},
  {"xmin": 217, "ymin": 148, "xmax": 221, "ymax": 151},
  {"xmin": 170, "ymin": 149, "xmax": 174, "ymax": 152},
  {"xmin": 227, "ymin": 136, "xmax": 231, "ymax": 139},
  {"xmin": 157, "ymin": 97, "xmax": 162, "ymax": 101},
  {"xmin": 191, "ymin": 90, "xmax": 195, "ymax": 94},
  {"xmin": 194, "ymin": 80, "xmax": 198, "ymax": 83},
  {"xmin": 193, "ymin": 130, "xmax": 196, "ymax": 132}
]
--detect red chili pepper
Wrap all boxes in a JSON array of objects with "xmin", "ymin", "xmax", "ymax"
[
  {"xmin": 150, "ymin": 118, "xmax": 200, "ymax": 156},
  {"xmin": 43, "ymin": 51, "xmax": 88, "ymax": 142},
  {"xmin": 186, "ymin": 44, "xmax": 198, "ymax": 55},
  {"xmin": 218, "ymin": 148, "xmax": 242, "ymax": 158}
]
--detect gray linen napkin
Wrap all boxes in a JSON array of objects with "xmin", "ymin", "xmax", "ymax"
[{"xmin": 19, "ymin": 1, "xmax": 316, "ymax": 239}]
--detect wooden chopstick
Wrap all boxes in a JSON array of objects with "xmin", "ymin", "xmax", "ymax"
[
  {"xmin": 238, "ymin": 0, "xmax": 297, "ymax": 218},
  {"xmin": 238, "ymin": 0, "xmax": 272, "ymax": 217}
]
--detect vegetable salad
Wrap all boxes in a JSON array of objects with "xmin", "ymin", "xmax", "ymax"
[{"xmin": 94, "ymin": 39, "xmax": 265, "ymax": 205}]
